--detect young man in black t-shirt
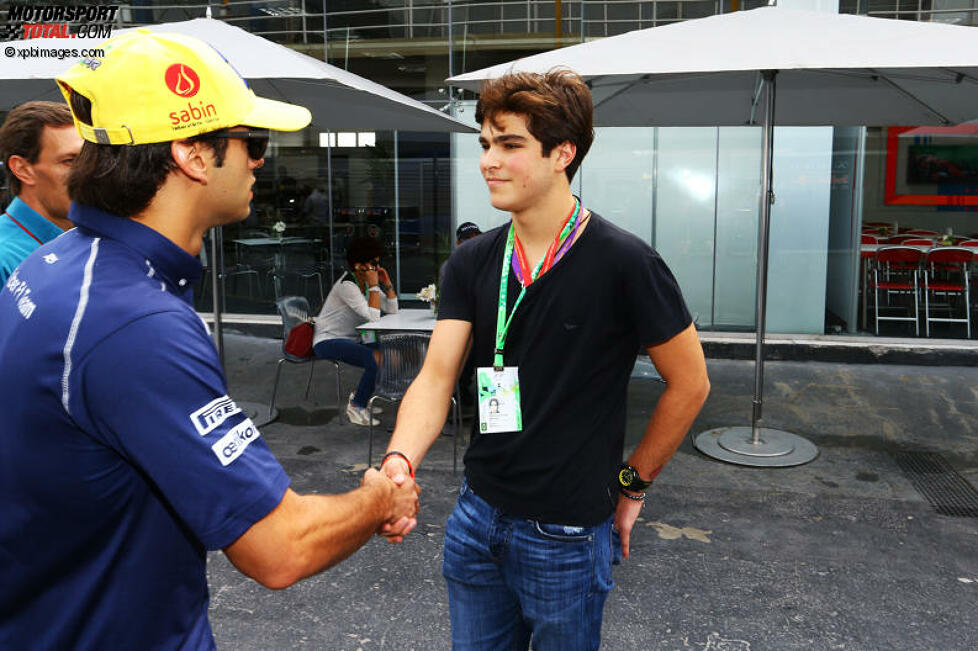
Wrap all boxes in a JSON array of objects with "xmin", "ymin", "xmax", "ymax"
[{"xmin": 381, "ymin": 70, "xmax": 710, "ymax": 649}]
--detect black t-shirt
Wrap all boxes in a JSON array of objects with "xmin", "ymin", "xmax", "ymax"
[{"xmin": 438, "ymin": 213, "xmax": 692, "ymax": 525}]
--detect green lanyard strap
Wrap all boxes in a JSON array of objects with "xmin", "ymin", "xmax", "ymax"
[{"xmin": 493, "ymin": 199, "xmax": 581, "ymax": 369}]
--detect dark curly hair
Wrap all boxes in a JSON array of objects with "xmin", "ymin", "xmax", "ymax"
[
  {"xmin": 475, "ymin": 69, "xmax": 594, "ymax": 182},
  {"xmin": 346, "ymin": 236, "xmax": 384, "ymax": 267},
  {"xmin": 64, "ymin": 90, "xmax": 228, "ymax": 218}
]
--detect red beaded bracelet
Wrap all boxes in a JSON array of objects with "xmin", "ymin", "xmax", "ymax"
[{"xmin": 380, "ymin": 451, "xmax": 415, "ymax": 478}]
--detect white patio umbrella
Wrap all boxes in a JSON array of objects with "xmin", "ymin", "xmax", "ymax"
[
  {"xmin": 1, "ymin": 18, "xmax": 474, "ymax": 425},
  {"xmin": 1, "ymin": 17, "xmax": 472, "ymax": 133},
  {"xmin": 449, "ymin": 6, "xmax": 978, "ymax": 467}
]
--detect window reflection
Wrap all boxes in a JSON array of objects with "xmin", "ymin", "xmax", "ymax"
[{"xmin": 195, "ymin": 130, "xmax": 452, "ymax": 316}]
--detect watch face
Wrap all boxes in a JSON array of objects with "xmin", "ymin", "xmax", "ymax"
[{"xmin": 618, "ymin": 466, "xmax": 635, "ymax": 487}]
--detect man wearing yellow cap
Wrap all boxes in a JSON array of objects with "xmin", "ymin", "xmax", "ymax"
[{"xmin": 0, "ymin": 31, "xmax": 418, "ymax": 649}]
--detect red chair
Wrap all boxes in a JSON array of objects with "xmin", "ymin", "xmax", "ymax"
[
  {"xmin": 870, "ymin": 247, "xmax": 923, "ymax": 336},
  {"xmin": 951, "ymin": 241, "xmax": 978, "ymax": 294},
  {"xmin": 860, "ymin": 234, "xmax": 879, "ymax": 266},
  {"xmin": 269, "ymin": 296, "xmax": 343, "ymax": 418},
  {"xmin": 923, "ymin": 247, "xmax": 973, "ymax": 337}
]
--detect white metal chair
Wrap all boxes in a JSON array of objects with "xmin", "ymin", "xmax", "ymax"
[
  {"xmin": 269, "ymin": 296, "xmax": 341, "ymax": 414},
  {"xmin": 870, "ymin": 246, "xmax": 923, "ymax": 336},
  {"xmin": 923, "ymin": 247, "xmax": 973, "ymax": 337},
  {"xmin": 367, "ymin": 332, "xmax": 462, "ymax": 472}
]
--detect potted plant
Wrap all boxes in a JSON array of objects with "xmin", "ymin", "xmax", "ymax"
[{"xmin": 416, "ymin": 283, "xmax": 438, "ymax": 314}]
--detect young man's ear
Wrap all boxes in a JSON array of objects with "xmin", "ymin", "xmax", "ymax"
[
  {"xmin": 6, "ymin": 155, "xmax": 36, "ymax": 187},
  {"xmin": 170, "ymin": 139, "xmax": 210, "ymax": 184},
  {"xmin": 552, "ymin": 141, "xmax": 577, "ymax": 174}
]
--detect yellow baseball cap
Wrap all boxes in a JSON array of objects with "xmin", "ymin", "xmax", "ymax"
[{"xmin": 56, "ymin": 29, "xmax": 311, "ymax": 145}]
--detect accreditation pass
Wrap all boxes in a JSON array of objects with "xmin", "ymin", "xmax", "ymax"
[{"xmin": 476, "ymin": 366, "xmax": 523, "ymax": 433}]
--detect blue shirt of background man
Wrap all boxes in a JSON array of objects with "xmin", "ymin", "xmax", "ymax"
[
  {"xmin": 0, "ymin": 196, "xmax": 65, "ymax": 284},
  {"xmin": 0, "ymin": 203, "xmax": 290, "ymax": 650}
]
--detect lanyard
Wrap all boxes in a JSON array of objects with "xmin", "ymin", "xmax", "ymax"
[
  {"xmin": 512, "ymin": 197, "xmax": 581, "ymax": 285},
  {"xmin": 4, "ymin": 211, "xmax": 43, "ymax": 245},
  {"xmin": 493, "ymin": 199, "xmax": 581, "ymax": 369},
  {"xmin": 343, "ymin": 270, "xmax": 368, "ymax": 297}
]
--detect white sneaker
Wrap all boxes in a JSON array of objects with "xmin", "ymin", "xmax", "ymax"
[
  {"xmin": 349, "ymin": 392, "xmax": 382, "ymax": 414},
  {"xmin": 346, "ymin": 400, "xmax": 380, "ymax": 426}
]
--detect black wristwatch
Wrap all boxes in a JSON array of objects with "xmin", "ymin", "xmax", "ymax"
[{"xmin": 617, "ymin": 463, "xmax": 652, "ymax": 493}]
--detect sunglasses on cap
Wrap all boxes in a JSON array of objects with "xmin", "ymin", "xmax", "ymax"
[{"xmin": 210, "ymin": 128, "xmax": 269, "ymax": 161}]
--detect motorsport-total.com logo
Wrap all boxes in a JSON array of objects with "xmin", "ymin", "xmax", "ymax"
[{"xmin": 1, "ymin": 4, "xmax": 119, "ymax": 42}]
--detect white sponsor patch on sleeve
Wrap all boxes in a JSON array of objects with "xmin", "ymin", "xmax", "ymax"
[
  {"xmin": 190, "ymin": 395, "xmax": 242, "ymax": 436},
  {"xmin": 211, "ymin": 418, "xmax": 261, "ymax": 467}
]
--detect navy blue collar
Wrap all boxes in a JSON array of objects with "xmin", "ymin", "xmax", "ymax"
[{"xmin": 68, "ymin": 203, "xmax": 203, "ymax": 290}]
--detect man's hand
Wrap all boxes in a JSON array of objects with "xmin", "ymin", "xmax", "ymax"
[
  {"xmin": 364, "ymin": 269, "xmax": 379, "ymax": 287},
  {"xmin": 613, "ymin": 493, "xmax": 644, "ymax": 560},
  {"xmin": 225, "ymin": 474, "xmax": 420, "ymax": 589},
  {"xmin": 363, "ymin": 466, "xmax": 419, "ymax": 543},
  {"xmin": 377, "ymin": 266, "xmax": 393, "ymax": 289},
  {"xmin": 380, "ymin": 455, "xmax": 413, "ymax": 485}
]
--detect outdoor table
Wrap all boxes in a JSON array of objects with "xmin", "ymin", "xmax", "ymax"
[
  {"xmin": 231, "ymin": 236, "xmax": 320, "ymax": 249},
  {"xmin": 357, "ymin": 308, "xmax": 437, "ymax": 342}
]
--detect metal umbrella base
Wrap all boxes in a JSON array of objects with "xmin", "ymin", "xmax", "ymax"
[
  {"xmin": 694, "ymin": 426, "xmax": 818, "ymax": 467},
  {"xmin": 238, "ymin": 400, "xmax": 278, "ymax": 428}
]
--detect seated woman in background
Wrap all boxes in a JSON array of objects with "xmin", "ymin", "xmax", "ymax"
[{"xmin": 313, "ymin": 237, "xmax": 398, "ymax": 426}]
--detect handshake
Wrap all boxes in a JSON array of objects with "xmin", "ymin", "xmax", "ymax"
[{"xmin": 361, "ymin": 453, "xmax": 421, "ymax": 543}]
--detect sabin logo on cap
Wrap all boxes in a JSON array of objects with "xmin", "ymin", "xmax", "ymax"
[{"xmin": 165, "ymin": 63, "xmax": 200, "ymax": 98}]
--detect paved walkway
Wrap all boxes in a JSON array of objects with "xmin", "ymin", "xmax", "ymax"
[{"xmin": 209, "ymin": 333, "xmax": 978, "ymax": 650}]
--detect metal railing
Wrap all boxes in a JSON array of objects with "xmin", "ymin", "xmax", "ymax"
[
  {"xmin": 864, "ymin": 6, "xmax": 978, "ymax": 25},
  {"xmin": 2, "ymin": 0, "xmax": 973, "ymax": 51},
  {"xmin": 0, "ymin": 1, "xmax": 728, "ymax": 46}
]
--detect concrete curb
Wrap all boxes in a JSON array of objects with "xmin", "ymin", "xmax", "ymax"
[
  {"xmin": 699, "ymin": 333, "xmax": 978, "ymax": 366},
  {"xmin": 206, "ymin": 316, "xmax": 978, "ymax": 367}
]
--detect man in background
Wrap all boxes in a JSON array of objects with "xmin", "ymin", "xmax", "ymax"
[
  {"xmin": 456, "ymin": 221, "xmax": 482, "ymax": 245},
  {"xmin": 0, "ymin": 101, "xmax": 82, "ymax": 283},
  {"xmin": 445, "ymin": 221, "xmax": 482, "ymax": 412},
  {"xmin": 304, "ymin": 184, "xmax": 329, "ymax": 225}
]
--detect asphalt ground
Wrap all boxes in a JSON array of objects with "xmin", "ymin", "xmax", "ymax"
[{"xmin": 208, "ymin": 332, "xmax": 978, "ymax": 650}]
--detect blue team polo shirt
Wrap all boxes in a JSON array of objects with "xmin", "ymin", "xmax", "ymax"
[
  {"xmin": 0, "ymin": 203, "xmax": 290, "ymax": 649},
  {"xmin": 0, "ymin": 196, "xmax": 65, "ymax": 284}
]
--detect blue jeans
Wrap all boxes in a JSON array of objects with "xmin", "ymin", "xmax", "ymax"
[
  {"xmin": 442, "ymin": 480, "xmax": 617, "ymax": 650},
  {"xmin": 313, "ymin": 338, "xmax": 377, "ymax": 408}
]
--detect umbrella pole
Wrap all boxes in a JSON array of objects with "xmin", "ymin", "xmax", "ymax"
[
  {"xmin": 210, "ymin": 225, "xmax": 225, "ymax": 369},
  {"xmin": 693, "ymin": 70, "xmax": 818, "ymax": 467},
  {"xmin": 217, "ymin": 219, "xmax": 278, "ymax": 427},
  {"xmin": 327, "ymin": 133, "xmax": 335, "ymax": 287},
  {"xmin": 751, "ymin": 70, "xmax": 775, "ymax": 444}
]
